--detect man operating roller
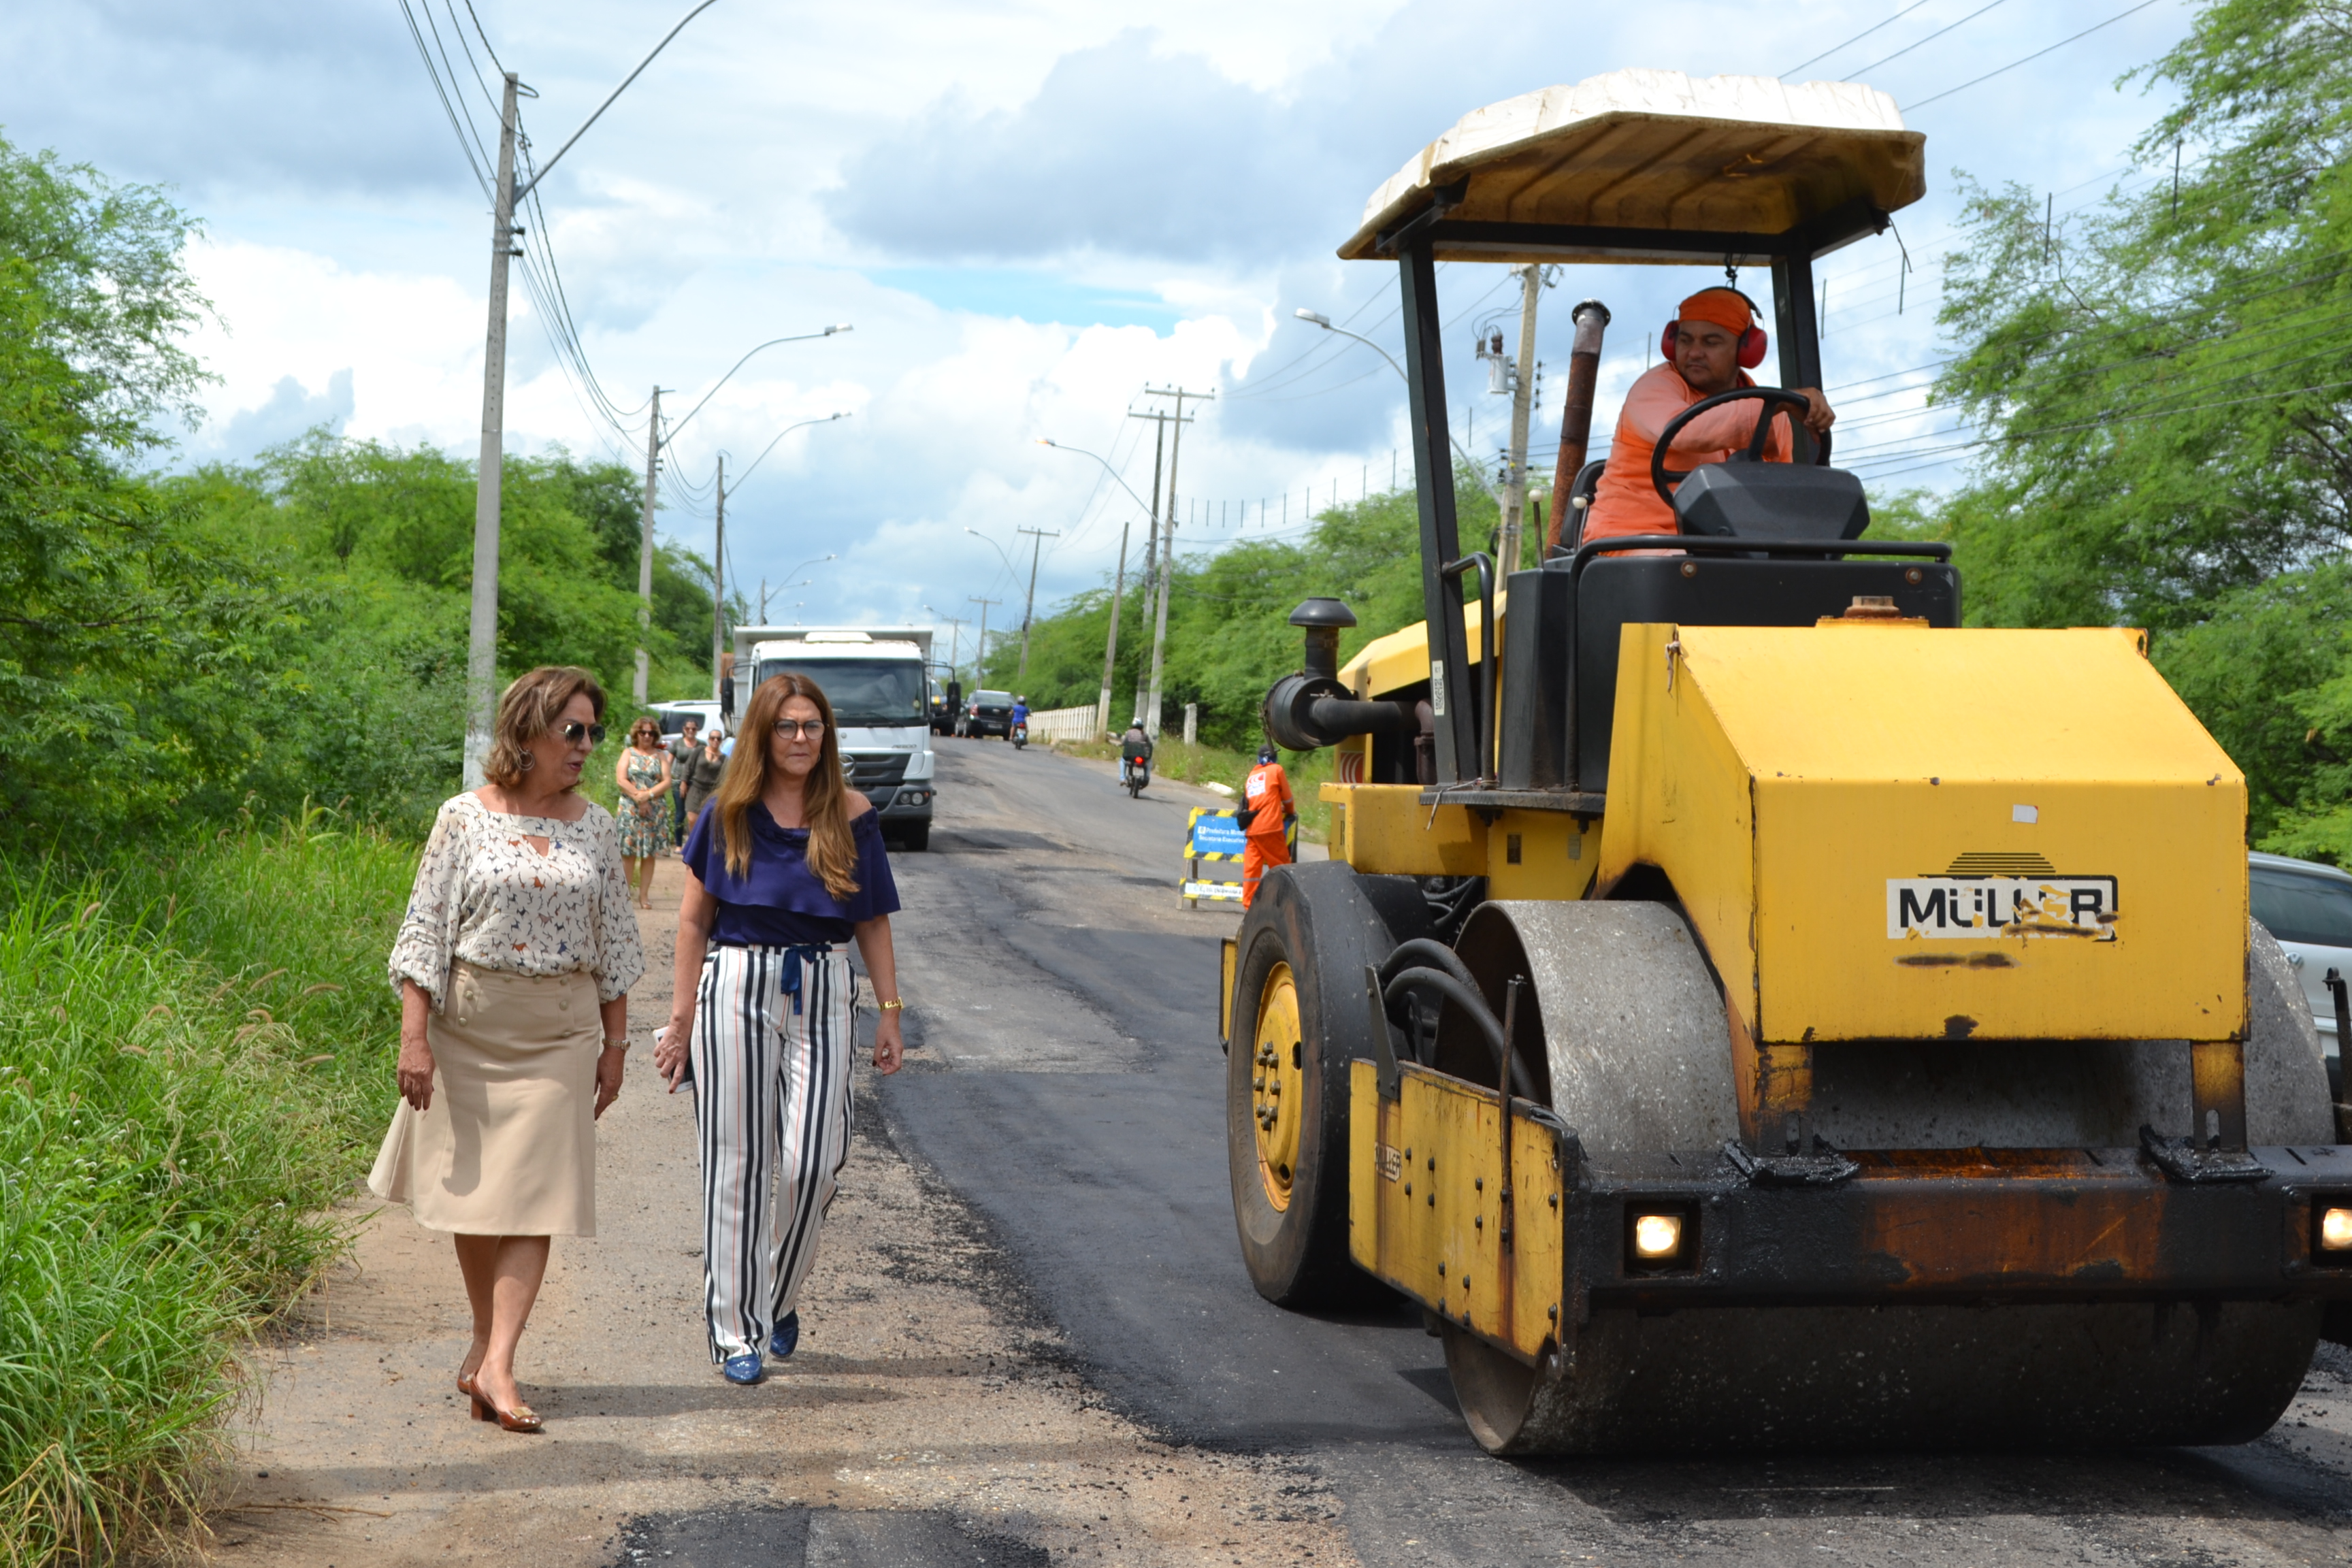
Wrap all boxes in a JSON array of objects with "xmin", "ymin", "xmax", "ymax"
[{"xmin": 1580, "ymin": 287, "xmax": 1836, "ymax": 546}]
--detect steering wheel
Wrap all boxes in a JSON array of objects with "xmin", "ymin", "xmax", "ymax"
[{"xmin": 1650, "ymin": 387, "xmax": 1831, "ymax": 505}]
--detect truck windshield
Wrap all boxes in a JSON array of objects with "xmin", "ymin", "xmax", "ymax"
[
  {"xmin": 756, "ymin": 659, "xmax": 926, "ymax": 725},
  {"xmin": 2252, "ymin": 866, "xmax": 2352, "ymax": 948}
]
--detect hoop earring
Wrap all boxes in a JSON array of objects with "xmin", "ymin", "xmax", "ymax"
[{"xmin": 518, "ymin": 752, "xmax": 535, "ymax": 772}]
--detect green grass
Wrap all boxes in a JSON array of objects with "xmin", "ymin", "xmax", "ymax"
[{"xmin": 0, "ymin": 808, "xmax": 413, "ymax": 1565}]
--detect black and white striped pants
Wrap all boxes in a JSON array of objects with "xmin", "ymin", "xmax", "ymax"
[{"xmin": 690, "ymin": 943, "xmax": 855, "ymax": 1362}]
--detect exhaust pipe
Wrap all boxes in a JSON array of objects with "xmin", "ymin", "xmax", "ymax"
[
  {"xmin": 1546, "ymin": 299, "xmax": 1611, "ymax": 553},
  {"xmin": 1262, "ymin": 598, "xmax": 1414, "ymax": 751}
]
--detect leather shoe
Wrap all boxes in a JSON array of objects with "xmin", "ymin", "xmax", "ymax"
[
  {"xmin": 721, "ymin": 1352, "xmax": 764, "ymax": 1386},
  {"xmin": 770, "ymin": 1311, "xmax": 800, "ymax": 1360}
]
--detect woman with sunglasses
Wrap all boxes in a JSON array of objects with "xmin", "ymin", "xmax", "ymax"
[
  {"xmin": 371, "ymin": 666, "xmax": 647, "ymax": 1432},
  {"xmin": 615, "ymin": 717, "xmax": 674, "ymax": 908},
  {"xmin": 655, "ymin": 672, "xmax": 904, "ymax": 1385}
]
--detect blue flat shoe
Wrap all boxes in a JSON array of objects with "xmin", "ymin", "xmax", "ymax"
[
  {"xmin": 769, "ymin": 1311, "xmax": 800, "ymax": 1360},
  {"xmin": 721, "ymin": 1352, "xmax": 764, "ymax": 1386}
]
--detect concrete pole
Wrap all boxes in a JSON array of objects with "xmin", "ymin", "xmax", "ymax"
[
  {"xmin": 1093, "ymin": 517, "xmax": 1130, "ymax": 740},
  {"xmin": 1501, "ymin": 264, "xmax": 1542, "ymax": 576},
  {"xmin": 633, "ymin": 385, "xmax": 660, "ymax": 706},
  {"xmin": 1143, "ymin": 399, "xmax": 1191, "ymax": 739},
  {"xmin": 1015, "ymin": 526, "xmax": 1059, "ymax": 677},
  {"xmin": 1126, "ymin": 409, "xmax": 1168, "ymax": 725},
  {"xmin": 969, "ymin": 595, "xmax": 998, "ymax": 686},
  {"xmin": 461, "ymin": 72, "xmax": 521, "ymax": 788},
  {"xmin": 710, "ymin": 455, "xmax": 725, "ymax": 702}
]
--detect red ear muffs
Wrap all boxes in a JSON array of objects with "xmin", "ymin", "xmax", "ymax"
[{"xmin": 1662, "ymin": 319, "xmax": 1770, "ymax": 369}]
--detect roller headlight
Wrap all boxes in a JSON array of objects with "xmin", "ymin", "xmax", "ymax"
[
  {"xmin": 1631, "ymin": 1213, "xmax": 1683, "ymax": 1260},
  {"xmin": 2321, "ymin": 1205, "xmax": 2352, "ymax": 1254}
]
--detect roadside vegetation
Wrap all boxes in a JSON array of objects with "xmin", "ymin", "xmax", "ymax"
[{"xmin": 0, "ymin": 133, "xmax": 703, "ymax": 1564}]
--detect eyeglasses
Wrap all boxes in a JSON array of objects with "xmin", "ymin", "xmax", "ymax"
[
  {"xmin": 559, "ymin": 721, "xmax": 608, "ymax": 746},
  {"xmin": 772, "ymin": 719, "xmax": 828, "ymax": 739}
]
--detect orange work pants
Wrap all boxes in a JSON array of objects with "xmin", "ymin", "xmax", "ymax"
[{"xmin": 1241, "ymin": 831, "xmax": 1292, "ymax": 909}]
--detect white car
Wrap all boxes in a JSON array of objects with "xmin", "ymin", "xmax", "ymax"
[
  {"xmin": 2249, "ymin": 850, "xmax": 2352, "ymax": 1101},
  {"xmin": 655, "ymin": 701, "xmax": 725, "ymax": 741}
]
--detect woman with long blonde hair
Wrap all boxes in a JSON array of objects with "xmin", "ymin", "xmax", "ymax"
[{"xmin": 653, "ymin": 672, "xmax": 904, "ymax": 1384}]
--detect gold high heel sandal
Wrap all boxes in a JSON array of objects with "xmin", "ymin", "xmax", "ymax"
[{"xmin": 471, "ymin": 1389, "xmax": 544, "ymax": 1433}]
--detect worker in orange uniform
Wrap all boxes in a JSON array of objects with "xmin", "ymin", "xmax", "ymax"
[
  {"xmin": 1581, "ymin": 287, "xmax": 1836, "ymax": 546},
  {"xmin": 1240, "ymin": 743, "xmax": 1296, "ymax": 909}
]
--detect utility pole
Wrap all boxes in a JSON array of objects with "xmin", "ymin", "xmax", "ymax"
[
  {"xmin": 711, "ymin": 455, "xmax": 726, "ymax": 702},
  {"xmin": 1015, "ymin": 526, "xmax": 1060, "ymax": 677},
  {"xmin": 451, "ymin": 5, "xmax": 718, "ymax": 781},
  {"xmin": 1138, "ymin": 387, "xmax": 1211, "ymax": 739},
  {"xmin": 968, "ymin": 595, "xmax": 1000, "ymax": 686},
  {"xmin": 1124, "ymin": 410, "xmax": 1175, "ymax": 725},
  {"xmin": 1501, "ymin": 265, "xmax": 1546, "ymax": 576},
  {"xmin": 632, "ymin": 384, "xmax": 662, "ymax": 706},
  {"xmin": 461, "ymin": 71, "xmax": 521, "ymax": 788},
  {"xmin": 1094, "ymin": 517, "xmax": 1130, "ymax": 739},
  {"xmin": 939, "ymin": 615, "xmax": 968, "ymax": 683}
]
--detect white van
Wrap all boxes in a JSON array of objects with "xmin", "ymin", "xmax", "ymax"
[{"xmin": 736, "ymin": 627, "xmax": 936, "ymax": 851}]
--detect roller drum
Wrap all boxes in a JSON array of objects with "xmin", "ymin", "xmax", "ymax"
[{"xmin": 1440, "ymin": 900, "xmax": 2332, "ymax": 1456}]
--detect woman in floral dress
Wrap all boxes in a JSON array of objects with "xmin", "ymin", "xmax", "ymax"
[
  {"xmin": 615, "ymin": 717, "xmax": 673, "ymax": 908},
  {"xmin": 370, "ymin": 666, "xmax": 644, "ymax": 1431}
]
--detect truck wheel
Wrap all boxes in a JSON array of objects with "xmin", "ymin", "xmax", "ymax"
[
  {"xmin": 894, "ymin": 823, "xmax": 929, "ymax": 853},
  {"xmin": 1226, "ymin": 862, "xmax": 1428, "ymax": 1307}
]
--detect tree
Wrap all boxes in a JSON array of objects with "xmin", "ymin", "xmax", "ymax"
[{"xmin": 1923, "ymin": 0, "xmax": 2352, "ymax": 853}]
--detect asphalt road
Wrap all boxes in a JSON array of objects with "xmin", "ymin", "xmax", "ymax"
[{"xmin": 879, "ymin": 738, "xmax": 2352, "ymax": 1567}]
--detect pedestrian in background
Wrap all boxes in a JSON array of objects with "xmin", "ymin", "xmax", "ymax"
[
  {"xmin": 615, "ymin": 717, "xmax": 673, "ymax": 909},
  {"xmin": 372, "ymin": 666, "xmax": 645, "ymax": 1433},
  {"xmin": 654, "ymin": 672, "xmax": 904, "ymax": 1386},
  {"xmin": 681, "ymin": 725, "xmax": 727, "ymax": 840},
  {"xmin": 668, "ymin": 716, "xmax": 702, "ymax": 843},
  {"xmin": 1239, "ymin": 742, "xmax": 1295, "ymax": 909}
]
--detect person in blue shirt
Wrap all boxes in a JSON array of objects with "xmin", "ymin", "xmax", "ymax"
[
  {"xmin": 654, "ymin": 674, "xmax": 904, "ymax": 1386},
  {"xmin": 1011, "ymin": 696, "xmax": 1030, "ymax": 728}
]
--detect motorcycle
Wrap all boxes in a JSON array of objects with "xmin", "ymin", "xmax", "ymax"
[
  {"xmin": 1124, "ymin": 756, "xmax": 1149, "ymax": 797},
  {"xmin": 1012, "ymin": 721, "xmax": 1028, "ymax": 750}
]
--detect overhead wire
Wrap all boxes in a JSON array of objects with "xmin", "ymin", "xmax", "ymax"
[
  {"xmin": 1782, "ymin": 0, "xmax": 1937, "ymax": 76},
  {"xmin": 1848, "ymin": 0, "xmax": 2012, "ymax": 78},
  {"xmin": 1905, "ymin": 0, "xmax": 2168, "ymax": 112}
]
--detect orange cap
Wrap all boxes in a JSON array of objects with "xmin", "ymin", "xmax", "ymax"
[{"xmin": 1677, "ymin": 289, "xmax": 1754, "ymax": 334}]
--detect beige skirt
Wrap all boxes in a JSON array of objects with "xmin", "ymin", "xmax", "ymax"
[{"xmin": 368, "ymin": 962, "xmax": 602, "ymax": 1237}]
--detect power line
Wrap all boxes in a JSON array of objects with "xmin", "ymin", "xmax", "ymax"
[
  {"xmin": 1906, "ymin": 0, "xmax": 2167, "ymax": 112},
  {"xmin": 1782, "ymin": 0, "xmax": 1936, "ymax": 76},
  {"xmin": 1850, "ymin": 0, "xmax": 2011, "ymax": 78}
]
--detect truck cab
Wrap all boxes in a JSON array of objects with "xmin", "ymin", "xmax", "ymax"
[{"xmin": 739, "ymin": 627, "xmax": 936, "ymax": 851}]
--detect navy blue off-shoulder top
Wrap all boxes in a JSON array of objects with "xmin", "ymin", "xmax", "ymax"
[{"xmin": 681, "ymin": 803, "xmax": 900, "ymax": 947}]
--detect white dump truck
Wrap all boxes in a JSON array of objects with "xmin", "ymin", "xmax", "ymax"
[{"xmin": 732, "ymin": 625, "xmax": 936, "ymax": 851}]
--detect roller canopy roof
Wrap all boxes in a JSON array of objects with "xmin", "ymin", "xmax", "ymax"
[{"xmin": 1340, "ymin": 69, "xmax": 1927, "ymax": 265}]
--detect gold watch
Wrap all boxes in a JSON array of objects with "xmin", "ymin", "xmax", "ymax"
[{"xmin": 877, "ymin": 998, "xmax": 906, "ymax": 1012}]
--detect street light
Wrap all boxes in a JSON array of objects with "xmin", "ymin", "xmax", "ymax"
[
  {"xmin": 634, "ymin": 338, "xmax": 851, "ymax": 704},
  {"xmin": 704, "ymin": 415, "xmax": 849, "ymax": 707},
  {"xmin": 1293, "ymin": 306, "xmax": 1499, "ymax": 501},
  {"xmin": 670, "ymin": 338, "xmax": 852, "ymax": 446},
  {"xmin": 1034, "ymin": 438, "xmax": 1153, "ymax": 740}
]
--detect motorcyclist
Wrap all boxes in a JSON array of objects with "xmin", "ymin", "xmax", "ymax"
[
  {"xmin": 1119, "ymin": 720, "xmax": 1153, "ymax": 785},
  {"xmin": 1011, "ymin": 695, "xmax": 1030, "ymax": 742}
]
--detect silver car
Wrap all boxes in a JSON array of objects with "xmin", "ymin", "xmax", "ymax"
[{"xmin": 2249, "ymin": 850, "xmax": 2352, "ymax": 1101}]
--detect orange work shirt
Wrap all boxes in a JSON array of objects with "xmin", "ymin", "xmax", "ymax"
[
  {"xmin": 1583, "ymin": 363, "xmax": 1793, "ymax": 546},
  {"xmin": 1243, "ymin": 761, "xmax": 1294, "ymax": 838}
]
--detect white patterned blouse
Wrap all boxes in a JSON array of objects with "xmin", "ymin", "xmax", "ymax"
[{"xmin": 387, "ymin": 791, "xmax": 647, "ymax": 1011}]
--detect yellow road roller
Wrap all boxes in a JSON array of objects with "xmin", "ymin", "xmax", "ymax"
[{"xmin": 1220, "ymin": 70, "xmax": 2352, "ymax": 1455}]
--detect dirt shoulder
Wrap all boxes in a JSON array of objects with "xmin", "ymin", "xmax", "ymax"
[{"xmin": 206, "ymin": 855, "xmax": 1352, "ymax": 1567}]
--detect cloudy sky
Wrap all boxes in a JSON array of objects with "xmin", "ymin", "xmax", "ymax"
[{"xmin": 5, "ymin": 0, "xmax": 2198, "ymax": 653}]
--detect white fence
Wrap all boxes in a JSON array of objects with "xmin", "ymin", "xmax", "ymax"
[{"xmin": 1028, "ymin": 703, "xmax": 1101, "ymax": 742}]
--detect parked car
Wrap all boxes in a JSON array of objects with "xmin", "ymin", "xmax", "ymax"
[
  {"xmin": 964, "ymin": 689, "xmax": 1015, "ymax": 739},
  {"xmin": 2249, "ymin": 850, "xmax": 2352, "ymax": 1100}
]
